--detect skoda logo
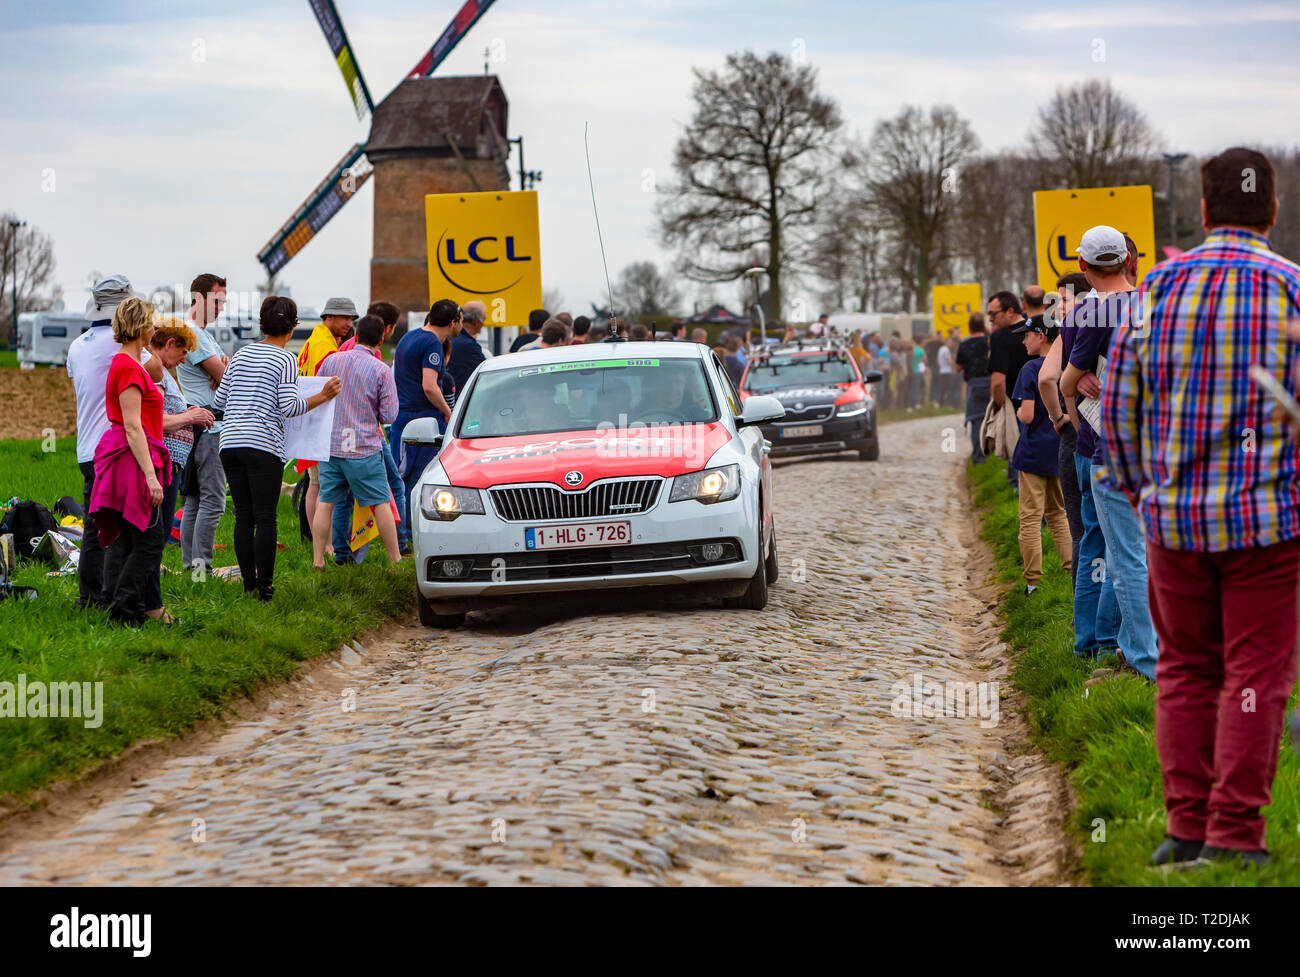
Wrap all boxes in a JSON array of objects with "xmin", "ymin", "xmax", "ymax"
[{"xmin": 564, "ymin": 471, "xmax": 583, "ymax": 486}]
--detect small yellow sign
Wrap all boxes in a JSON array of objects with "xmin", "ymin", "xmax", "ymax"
[
  {"xmin": 931, "ymin": 283, "xmax": 982, "ymax": 337},
  {"xmin": 425, "ymin": 190, "xmax": 542, "ymax": 326},
  {"xmin": 1033, "ymin": 185, "xmax": 1156, "ymax": 291}
]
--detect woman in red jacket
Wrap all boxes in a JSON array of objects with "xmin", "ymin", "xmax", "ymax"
[{"xmin": 89, "ymin": 298, "xmax": 173, "ymax": 626}]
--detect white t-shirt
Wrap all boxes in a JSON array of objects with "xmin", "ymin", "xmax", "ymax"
[
  {"xmin": 66, "ymin": 323, "xmax": 153, "ymax": 464},
  {"xmin": 938, "ymin": 345, "xmax": 954, "ymax": 374}
]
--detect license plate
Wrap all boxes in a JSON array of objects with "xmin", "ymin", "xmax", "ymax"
[
  {"xmin": 525, "ymin": 521, "xmax": 632, "ymax": 550},
  {"xmin": 781, "ymin": 425, "xmax": 823, "ymax": 438}
]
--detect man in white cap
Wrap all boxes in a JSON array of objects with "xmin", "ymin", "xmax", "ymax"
[
  {"xmin": 66, "ymin": 274, "xmax": 163, "ymax": 609},
  {"xmin": 1060, "ymin": 224, "xmax": 1158, "ymax": 683}
]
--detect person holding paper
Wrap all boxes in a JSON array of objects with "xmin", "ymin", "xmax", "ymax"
[
  {"xmin": 215, "ymin": 296, "xmax": 340, "ymax": 601},
  {"xmin": 311, "ymin": 314, "xmax": 401, "ymax": 570}
]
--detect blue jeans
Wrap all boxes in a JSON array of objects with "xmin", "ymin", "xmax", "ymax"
[
  {"xmin": 1090, "ymin": 465, "xmax": 1159, "ymax": 680},
  {"xmin": 384, "ymin": 441, "xmax": 408, "ymax": 549},
  {"xmin": 1072, "ymin": 454, "xmax": 1119, "ymax": 657},
  {"xmin": 330, "ymin": 442, "xmax": 409, "ymax": 562}
]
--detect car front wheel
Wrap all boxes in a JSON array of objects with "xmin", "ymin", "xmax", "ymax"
[
  {"xmin": 724, "ymin": 524, "xmax": 770, "ymax": 611},
  {"xmin": 416, "ymin": 586, "xmax": 466, "ymax": 628}
]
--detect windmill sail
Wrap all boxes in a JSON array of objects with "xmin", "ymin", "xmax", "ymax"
[
  {"xmin": 308, "ymin": 0, "xmax": 374, "ymax": 120},
  {"xmin": 408, "ymin": 0, "xmax": 498, "ymax": 77},
  {"xmin": 257, "ymin": 144, "xmax": 373, "ymax": 276}
]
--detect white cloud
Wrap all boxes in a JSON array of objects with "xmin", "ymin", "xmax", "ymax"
[{"xmin": 1024, "ymin": 3, "xmax": 1300, "ymax": 30}]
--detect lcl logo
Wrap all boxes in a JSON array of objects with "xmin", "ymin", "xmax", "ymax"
[
  {"xmin": 1045, "ymin": 226, "xmax": 1145, "ymax": 278},
  {"xmin": 436, "ymin": 229, "xmax": 533, "ymax": 294},
  {"xmin": 940, "ymin": 302, "xmax": 973, "ymax": 315}
]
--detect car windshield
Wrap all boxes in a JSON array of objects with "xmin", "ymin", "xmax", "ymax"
[
  {"xmin": 743, "ymin": 354, "xmax": 857, "ymax": 391},
  {"xmin": 457, "ymin": 356, "xmax": 719, "ymax": 438}
]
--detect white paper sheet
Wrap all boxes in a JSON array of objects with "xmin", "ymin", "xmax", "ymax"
[{"xmin": 283, "ymin": 376, "xmax": 334, "ymax": 462}]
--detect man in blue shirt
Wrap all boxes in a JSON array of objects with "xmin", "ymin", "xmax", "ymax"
[
  {"xmin": 1060, "ymin": 226, "xmax": 1156, "ymax": 680},
  {"xmin": 1011, "ymin": 317, "xmax": 1073, "ymax": 595},
  {"xmin": 450, "ymin": 300, "xmax": 487, "ymax": 394},
  {"xmin": 391, "ymin": 299, "xmax": 461, "ymax": 511}
]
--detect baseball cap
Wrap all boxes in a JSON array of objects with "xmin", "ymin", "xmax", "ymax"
[
  {"xmin": 84, "ymin": 274, "xmax": 134, "ymax": 322},
  {"xmin": 1076, "ymin": 225, "xmax": 1127, "ymax": 267},
  {"xmin": 1013, "ymin": 317, "xmax": 1059, "ymax": 339}
]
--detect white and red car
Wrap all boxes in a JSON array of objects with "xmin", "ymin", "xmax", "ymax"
[{"xmin": 402, "ymin": 341, "xmax": 786, "ymax": 627}]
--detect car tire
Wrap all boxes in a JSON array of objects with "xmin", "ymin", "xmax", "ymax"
[
  {"xmin": 764, "ymin": 522, "xmax": 779, "ymax": 584},
  {"xmin": 858, "ymin": 436, "xmax": 880, "ymax": 462},
  {"xmin": 724, "ymin": 525, "xmax": 770, "ymax": 611},
  {"xmin": 416, "ymin": 586, "xmax": 466, "ymax": 629}
]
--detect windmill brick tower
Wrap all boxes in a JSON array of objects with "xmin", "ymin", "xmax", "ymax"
[
  {"xmin": 256, "ymin": 0, "xmax": 511, "ymax": 321},
  {"xmin": 365, "ymin": 76, "xmax": 510, "ymax": 318}
]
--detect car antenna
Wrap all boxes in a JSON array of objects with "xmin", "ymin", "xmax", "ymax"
[{"xmin": 583, "ymin": 121, "xmax": 618, "ymax": 339}]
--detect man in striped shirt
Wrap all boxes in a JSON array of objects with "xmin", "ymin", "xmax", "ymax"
[
  {"xmin": 311, "ymin": 314, "xmax": 401, "ymax": 569},
  {"xmin": 1102, "ymin": 147, "xmax": 1300, "ymax": 868}
]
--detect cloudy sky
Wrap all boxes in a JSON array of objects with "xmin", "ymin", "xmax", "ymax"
[{"xmin": 2, "ymin": 0, "xmax": 1298, "ymax": 321}]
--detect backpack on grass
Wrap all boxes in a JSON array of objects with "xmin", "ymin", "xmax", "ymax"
[{"xmin": 0, "ymin": 501, "xmax": 58, "ymax": 559}]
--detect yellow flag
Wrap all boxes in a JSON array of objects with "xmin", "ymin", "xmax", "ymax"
[{"xmin": 348, "ymin": 502, "xmax": 378, "ymax": 552}]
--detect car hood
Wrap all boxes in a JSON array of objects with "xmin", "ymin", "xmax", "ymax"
[
  {"xmin": 437, "ymin": 423, "xmax": 734, "ymax": 489},
  {"xmin": 747, "ymin": 384, "xmax": 864, "ymax": 407}
]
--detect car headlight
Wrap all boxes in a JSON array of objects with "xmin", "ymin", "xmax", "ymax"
[
  {"xmin": 419, "ymin": 485, "xmax": 485, "ymax": 521},
  {"xmin": 836, "ymin": 400, "xmax": 868, "ymax": 417},
  {"xmin": 669, "ymin": 464, "xmax": 741, "ymax": 504}
]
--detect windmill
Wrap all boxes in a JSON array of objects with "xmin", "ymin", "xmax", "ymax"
[{"xmin": 256, "ymin": 0, "xmax": 512, "ymax": 317}]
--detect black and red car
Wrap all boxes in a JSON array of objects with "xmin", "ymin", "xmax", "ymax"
[{"xmin": 738, "ymin": 342, "xmax": 882, "ymax": 461}]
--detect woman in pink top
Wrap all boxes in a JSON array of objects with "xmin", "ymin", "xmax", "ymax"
[{"xmin": 89, "ymin": 298, "xmax": 174, "ymax": 626}]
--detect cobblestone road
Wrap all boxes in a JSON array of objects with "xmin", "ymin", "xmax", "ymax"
[{"xmin": 1, "ymin": 414, "xmax": 1064, "ymax": 886}]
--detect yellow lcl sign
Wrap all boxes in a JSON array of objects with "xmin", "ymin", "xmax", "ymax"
[
  {"xmin": 425, "ymin": 190, "xmax": 542, "ymax": 326},
  {"xmin": 931, "ymin": 283, "xmax": 982, "ymax": 336},
  {"xmin": 1033, "ymin": 185, "xmax": 1155, "ymax": 292}
]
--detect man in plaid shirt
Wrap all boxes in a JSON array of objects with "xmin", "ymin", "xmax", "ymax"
[{"xmin": 1102, "ymin": 147, "xmax": 1300, "ymax": 868}]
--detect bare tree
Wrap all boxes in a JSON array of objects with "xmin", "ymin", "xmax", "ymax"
[
  {"xmin": 1256, "ymin": 146, "xmax": 1300, "ymax": 264},
  {"xmin": 813, "ymin": 189, "xmax": 889, "ymax": 313},
  {"xmin": 949, "ymin": 153, "xmax": 1039, "ymax": 295},
  {"xmin": 614, "ymin": 261, "xmax": 681, "ymax": 319},
  {"xmin": 541, "ymin": 287, "xmax": 565, "ymax": 314},
  {"xmin": 865, "ymin": 105, "xmax": 979, "ymax": 310},
  {"xmin": 0, "ymin": 215, "xmax": 62, "ymax": 344},
  {"xmin": 1028, "ymin": 79, "xmax": 1161, "ymax": 189},
  {"xmin": 657, "ymin": 51, "xmax": 843, "ymax": 319}
]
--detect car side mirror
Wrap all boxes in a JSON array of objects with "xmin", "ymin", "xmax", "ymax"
[
  {"xmin": 402, "ymin": 416, "xmax": 443, "ymax": 448},
  {"xmin": 738, "ymin": 394, "xmax": 784, "ymax": 427},
  {"xmin": 864, "ymin": 371, "xmax": 883, "ymax": 384}
]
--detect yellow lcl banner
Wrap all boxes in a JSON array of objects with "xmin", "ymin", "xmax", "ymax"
[
  {"xmin": 931, "ymin": 283, "xmax": 982, "ymax": 337},
  {"xmin": 425, "ymin": 190, "xmax": 542, "ymax": 327},
  {"xmin": 1033, "ymin": 185, "xmax": 1156, "ymax": 292}
]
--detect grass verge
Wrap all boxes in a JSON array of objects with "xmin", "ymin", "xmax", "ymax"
[
  {"xmin": 968, "ymin": 456, "xmax": 1300, "ymax": 885},
  {"xmin": 876, "ymin": 404, "xmax": 959, "ymax": 425},
  {"xmin": 0, "ymin": 436, "xmax": 412, "ymax": 800}
]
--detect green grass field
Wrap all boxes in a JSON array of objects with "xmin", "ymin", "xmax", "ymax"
[
  {"xmin": 0, "ymin": 350, "xmax": 18, "ymax": 369},
  {"xmin": 0, "ymin": 436, "xmax": 412, "ymax": 800},
  {"xmin": 969, "ymin": 457, "xmax": 1300, "ymax": 885}
]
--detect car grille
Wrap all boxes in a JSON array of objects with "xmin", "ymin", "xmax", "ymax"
[
  {"xmin": 428, "ymin": 539, "xmax": 743, "ymax": 582},
  {"xmin": 489, "ymin": 478, "xmax": 662, "ymax": 522},
  {"xmin": 779, "ymin": 404, "xmax": 834, "ymax": 423}
]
